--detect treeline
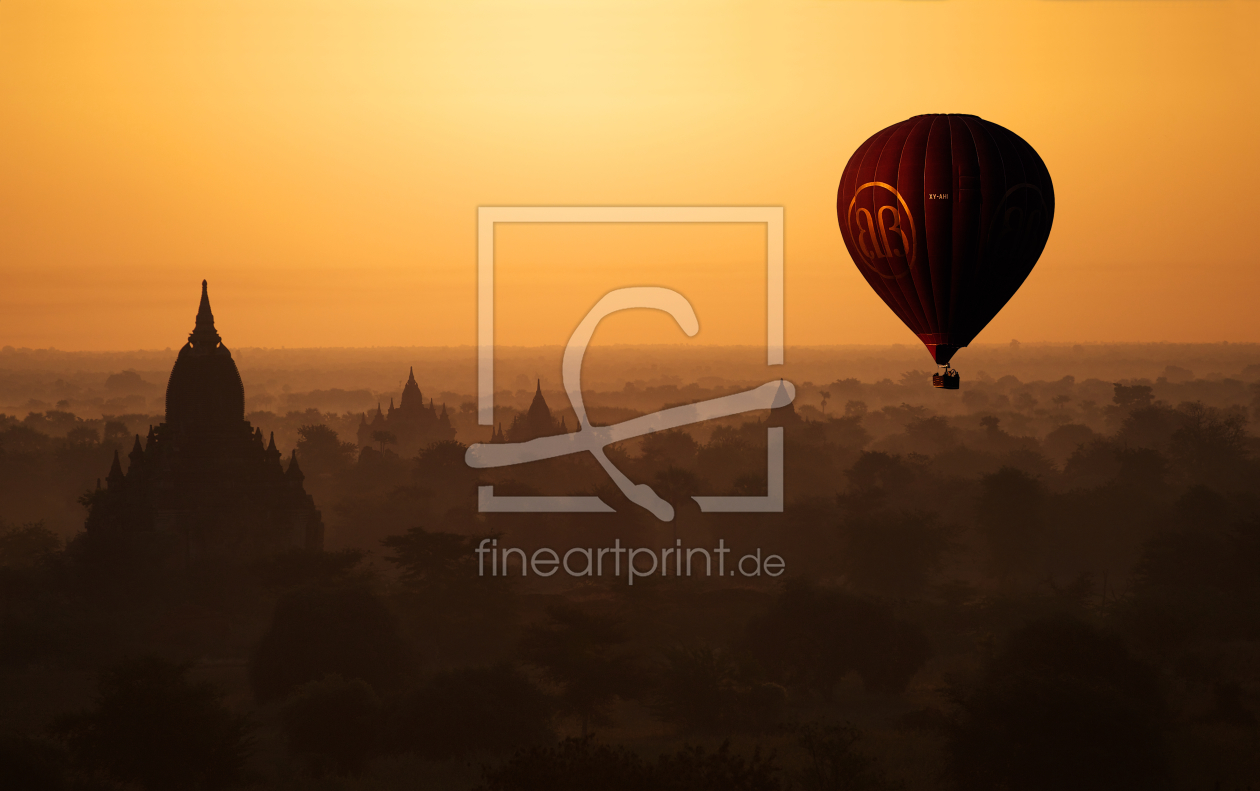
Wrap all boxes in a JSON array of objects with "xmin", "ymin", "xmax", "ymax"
[{"xmin": 2, "ymin": 380, "xmax": 1259, "ymax": 789}]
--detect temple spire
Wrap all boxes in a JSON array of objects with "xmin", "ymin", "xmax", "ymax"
[
  {"xmin": 107, "ymin": 450, "xmax": 125, "ymax": 489},
  {"xmin": 128, "ymin": 435, "xmax": 145, "ymax": 479},
  {"xmin": 767, "ymin": 378, "xmax": 799, "ymax": 426},
  {"xmin": 189, "ymin": 279, "xmax": 221, "ymax": 349},
  {"xmin": 265, "ymin": 432, "xmax": 282, "ymax": 473},
  {"xmin": 197, "ymin": 280, "xmax": 212, "ymax": 325},
  {"xmin": 400, "ymin": 366, "xmax": 423, "ymax": 411},
  {"xmin": 528, "ymin": 379, "xmax": 551, "ymax": 420}
]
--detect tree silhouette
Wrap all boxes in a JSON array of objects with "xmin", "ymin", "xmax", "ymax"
[
  {"xmin": 476, "ymin": 736, "xmax": 781, "ymax": 791},
  {"xmin": 790, "ymin": 722, "xmax": 899, "ymax": 791},
  {"xmin": 0, "ymin": 521, "xmax": 60, "ymax": 568},
  {"xmin": 650, "ymin": 646, "xmax": 784, "ymax": 735},
  {"xmin": 1168, "ymin": 401, "xmax": 1249, "ymax": 485},
  {"xmin": 371, "ymin": 430, "xmax": 397, "ymax": 453},
  {"xmin": 976, "ymin": 466, "xmax": 1047, "ymax": 579},
  {"xmin": 838, "ymin": 510, "xmax": 956, "ymax": 599},
  {"xmin": 380, "ymin": 526, "xmax": 515, "ymax": 662},
  {"xmin": 0, "ymin": 733, "xmax": 75, "ymax": 791},
  {"xmin": 745, "ymin": 581, "xmax": 930, "ymax": 696},
  {"xmin": 54, "ymin": 657, "xmax": 251, "ymax": 791},
  {"xmin": 640, "ymin": 429, "xmax": 699, "ymax": 470},
  {"xmin": 945, "ymin": 616, "xmax": 1169, "ymax": 791},
  {"xmin": 250, "ymin": 583, "xmax": 410, "ymax": 703},
  {"xmin": 652, "ymin": 466, "xmax": 701, "ymax": 539},
  {"xmin": 1123, "ymin": 487, "xmax": 1260, "ymax": 647},
  {"xmin": 520, "ymin": 606, "xmax": 641, "ymax": 735},
  {"xmin": 413, "ymin": 439, "xmax": 475, "ymax": 488},
  {"xmin": 389, "ymin": 664, "xmax": 554, "ymax": 759},
  {"xmin": 1112, "ymin": 383, "xmax": 1154, "ymax": 411},
  {"xmin": 251, "ymin": 547, "xmax": 366, "ymax": 591},
  {"xmin": 296, "ymin": 424, "xmax": 357, "ymax": 476}
]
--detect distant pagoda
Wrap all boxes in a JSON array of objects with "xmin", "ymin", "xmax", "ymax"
[
  {"xmin": 356, "ymin": 366, "xmax": 456, "ymax": 456},
  {"xmin": 83, "ymin": 281, "xmax": 323, "ymax": 561},
  {"xmin": 504, "ymin": 380, "xmax": 567, "ymax": 443}
]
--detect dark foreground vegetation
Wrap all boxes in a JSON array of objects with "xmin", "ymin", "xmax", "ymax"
[{"xmin": 2, "ymin": 360, "xmax": 1260, "ymax": 789}]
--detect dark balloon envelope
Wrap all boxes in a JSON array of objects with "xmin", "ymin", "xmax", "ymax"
[{"xmin": 837, "ymin": 114, "xmax": 1054, "ymax": 368}]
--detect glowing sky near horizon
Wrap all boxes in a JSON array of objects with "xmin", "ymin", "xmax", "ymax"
[{"xmin": 1, "ymin": 0, "xmax": 1257, "ymax": 351}]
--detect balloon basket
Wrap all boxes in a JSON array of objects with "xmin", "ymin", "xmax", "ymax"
[{"xmin": 932, "ymin": 369, "xmax": 960, "ymax": 390}]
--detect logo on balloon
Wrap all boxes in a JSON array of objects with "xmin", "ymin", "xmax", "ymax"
[
  {"xmin": 986, "ymin": 183, "xmax": 1050, "ymax": 267},
  {"xmin": 846, "ymin": 182, "xmax": 918, "ymax": 279}
]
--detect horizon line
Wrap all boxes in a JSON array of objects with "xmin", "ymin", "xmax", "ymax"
[{"xmin": 4, "ymin": 340, "xmax": 1260, "ymax": 355}]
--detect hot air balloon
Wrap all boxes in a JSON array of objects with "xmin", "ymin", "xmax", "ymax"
[{"xmin": 836, "ymin": 114, "xmax": 1054, "ymax": 389}]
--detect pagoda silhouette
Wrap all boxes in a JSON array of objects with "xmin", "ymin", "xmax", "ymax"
[
  {"xmin": 356, "ymin": 366, "xmax": 456, "ymax": 456},
  {"xmin": 501, "ymin": 379, "xmax": 567, "ymax": 443},
  {"xmin": 83, "ymin": 281, "xmax": 323, "ymax": 562}
]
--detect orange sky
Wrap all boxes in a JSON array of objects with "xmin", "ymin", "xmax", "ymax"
[{"xmin": 2, "ymin": 0, "xmax": 1257, "ymax": 351}]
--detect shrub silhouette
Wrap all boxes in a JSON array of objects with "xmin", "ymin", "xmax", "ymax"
[
  {"xmin": 250, "ymin": 583, "xmax": 410, "ymax": 702},
  {"xmin": 837, "ymin": 510, "xmax": 955, "ymax": 599},
  {"xmin": 944, "ymin": 616, "xmax": 1169, "ymax": 791},
  {"xmin": 280, "ymin": 674, "xmax": 381, "ymax": 777},
  {"xmin": 477, "ymin": 736, "xmax": 780, "ymax": 791},
  {"xmin": 520, "ymin": 606, "xmax": 642, "ymax": 734},
  {"xmin": 745, "ymin": 581, "xmax": 930, "ymax": 696},
  {"xmin": 388, "ymin": 663, "xmax": 553, "ymax": 759},
  {"xmin": 651, "ymin": 646, "xmax": 784, "ymax": 734},
  {"xmin": 0, "ymin": 734, "xmax": 77, "ymax": 791},
  {"xmin": 790, "ymin": 722, "xmax": 900, "ymax": 791}
]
